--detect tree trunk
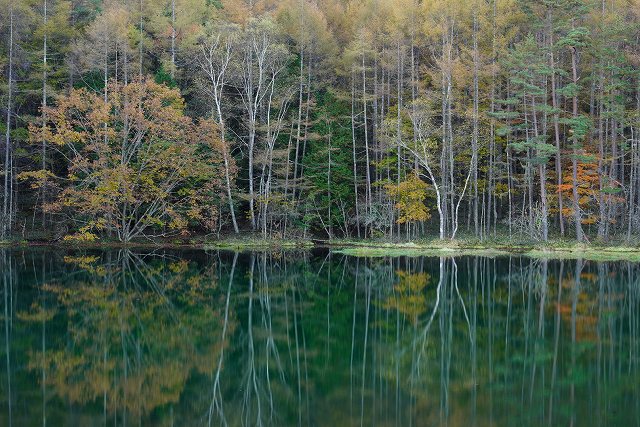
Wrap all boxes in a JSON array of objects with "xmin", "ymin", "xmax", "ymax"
[
  {"xmin": 362, "ymin": 48, "xmax": 372, "ymax": 232},
  {"xmin": 570, "ymin": 46, "xmax": 585, "ymax": 241},
  {"xmin": 548, "ymin": 14, "xmax": 565, "ymax": 236},
  {"xmin": 351, "ymin": 70, "xmax": 361, "ymax": 238},
  {"xmin": 41, "ymin": 0, "xmax": 48, "ymax": 229},
  {"xmin": 3, "ymin": 6, "xmax": 15, "ymax": 239}
]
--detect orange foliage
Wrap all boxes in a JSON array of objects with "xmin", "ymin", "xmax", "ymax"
[{"xmin": 553, "ymin": 155, "xmax": 624, "ymax": 226}]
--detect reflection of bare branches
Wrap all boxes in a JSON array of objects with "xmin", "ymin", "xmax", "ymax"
[
  {"xmin": 258, "ymin": 253, "xmax": 285, "ymax": 420},
  {"xmin": 207, "ymin": 252, "xmax": 237, "ymax": 427},
  {"xmin": 415, "ymin": 257, "xmax": 445, "ymax": 371},
  {"xmin": 27, "ymin": 249, "xmax": 226, "ymax": 423},
  {"xmin": 242, "ymin": 255, "xmax": 263, "ymax": 427},
  {"xmin": 7, "ymin": 249, "xmax": 640, "ymax": 426},
  {"xmin": 452, "ymin": 258, "xmax": 473, "ymax": 346}
]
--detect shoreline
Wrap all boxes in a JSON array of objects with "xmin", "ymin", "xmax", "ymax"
[{"xmin": 1, "ymin": 236, "xmax": 639, "ymax": 261}]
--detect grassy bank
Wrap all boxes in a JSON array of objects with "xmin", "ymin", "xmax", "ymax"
[
  {"xmin": 325, "ymin": 238, "xmax": 640, "ymax": 261},
  {"xmin": 2, "ymin": 235, "xmax": 639, "ymax": 261}
]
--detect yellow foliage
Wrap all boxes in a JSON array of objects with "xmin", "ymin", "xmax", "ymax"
[
  {"xmin": 385, "ymin": 174, "xmax": 431, "ymax": 224},
  {"xmin": 63, "ymin": 231, "xmax": 99, "ymax": 242}
]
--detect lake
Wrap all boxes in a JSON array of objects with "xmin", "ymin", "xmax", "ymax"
[{"xmin": 0, "ymin": 248, "xmax": 639, "ymax": 426}]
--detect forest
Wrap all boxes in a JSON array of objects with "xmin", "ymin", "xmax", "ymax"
[{"xmin": 1, "ymin": 0, "xmax": 640, "ymax": 243}]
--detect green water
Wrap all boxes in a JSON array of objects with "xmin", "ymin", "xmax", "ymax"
[{"xmin": 0, "ymin": 249, "xmax": 639, "ymax": 426}]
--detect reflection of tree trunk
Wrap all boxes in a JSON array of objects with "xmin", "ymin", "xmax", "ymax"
[
  {"xmin": 418, "ymin": 257, "xmax": 445, "ymax": 359},
  {"xmin": 350, "ymin": 258, "xmax": 359, "ymax": 417},
  {"xmin": 595, "ymin": 262, "xmax": 605, "ymax": 425},
  {"xmin": 119, "ymin": 298, "xmax": 128, "ymax": 425},
  {"xmin": 506, "ymin": 257, "xmax": 512, "ymax": 361},
  {"xmin": 3, "ymin": 252, "xmax": 13, "ymax": 425},
  {"xmin": 530, "ymin": 260, "xmax": 548, "ymax": 403},
  {"xmin": 258, "ymin": 252, "xmax": 281, "ymax": 418},
  {"xmin": 439, "ymin": 261, "xmax": 452, "ymax": 424},
  {"xmin": 394, "ymin": 274, "xmax": 400, "ymax": 425},
  {"xmin": 360, "ymin": 273, "xmax": 371, "ymax": 427},
  {"xmin": 208, "ymin": 252, "xmax": 237, "ymax": 427},
  {"xmin": 41, "ymin": 257, "xmax": 47, "ymax": 427},
  {"xmin": 471, "ymin": 257, "xmax": 478, "ymax": 426},
  {"xmin": 548, "ymin": 260, "xmax": 563, "ymax": 425},
  {"xmin": 292, "ymin": 281, "xmax": 303, "ymax": 426},
  {"xmin": 570, "ymin": 259, "xmax": 584, "ymax": 426},
  {"xmin": 243, "ymin": 255, "xmax": 262, "ymax": 425}
]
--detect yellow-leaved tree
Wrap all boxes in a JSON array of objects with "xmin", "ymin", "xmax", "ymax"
[
  {"xmin": 385, "ymin": 174, "xmax": 431, "ymax": 224},
  {"xmin": 26, "ymin": 78, "xmax": 233, "ymax": 242}
]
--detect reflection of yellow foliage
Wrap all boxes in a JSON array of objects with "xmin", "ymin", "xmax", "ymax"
[
  {"xmin": 64, "ymin": 255, "xmax": 100, "ymax": 266},
  {"xmin": 17, "ymin": 302, "xmax": 57, "ymax": 322},
  {"xmin": 63, "ymin": 255, "xmax": 101, "ymax": 274},
  {"xmin": 384, "ymin": 271, "xmax": 431, "ymax": 324},
  {"xmin": 28, "ymin": 256, "xmax": 233, "ymax": 420},
  {"xmin": 169, "ymin": 260, "xmax": 189, "ymax": 273}
]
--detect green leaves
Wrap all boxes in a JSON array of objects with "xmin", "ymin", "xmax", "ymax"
[
  {"xmin": 557, "ymin": 26, "xmax": 590, "ymax": 49},
  {"xmin": 559, "ymin": 115, "xmax": 592, "ymax": 141}
]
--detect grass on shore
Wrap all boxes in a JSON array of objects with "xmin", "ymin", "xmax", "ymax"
[
  {"xmin": 202, "ymin": 236, "xmax": 314, "ymax": 250},
  {"xmin": 326, "ymin": 237, "xmax": 640, "ymax": 261},
  {"xmin": 2, "ymin": 234, "xmax": 639, "ymax": 261}
]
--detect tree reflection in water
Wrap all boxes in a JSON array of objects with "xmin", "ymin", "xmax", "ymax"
[{"xmin": 1, "ymin": 249, "xmax": 639, "ymax": 426}]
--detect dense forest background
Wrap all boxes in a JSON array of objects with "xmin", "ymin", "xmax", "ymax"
[{"xmin": 1, "ymin": 0, "xmax": 640, "ymax": 242}]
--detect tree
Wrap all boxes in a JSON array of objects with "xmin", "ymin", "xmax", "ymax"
[
  {"xmin": 237, "ymin": 16, "xmax": 290, "ymax": 231},
  {"xmin": 496, "ymin": 35, "xmax": 558, "ymax": 241},
  {"xmin": 195, "ymin": 21, "xmax": 241, "ymax": 234},
  {"xmin": 26, "ymin": 79, "xmax": 231, "ymax": 241},
  {"xmin": 1, "ymin": 3, "xmax": 15, "ymax": 240},
  {"xmin": 385, "ymin": 174, "xmax": 430, "ymax": 226}
]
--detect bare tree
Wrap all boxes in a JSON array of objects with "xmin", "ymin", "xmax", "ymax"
[{"xmin": 197, "ymin": 23, "xmax": 241, "ymax": 234}]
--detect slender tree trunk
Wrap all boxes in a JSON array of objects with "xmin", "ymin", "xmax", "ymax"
[
  {"xmin": 3, "ymin": 6, "xmax": 14, "ymax": 240},
  {"xmin": 440, "ymin": 32, "xmax": 449, "ymax": 237},
  {"xmin": 362, "ymin": 47, "xmax": 372, "ymax": 232},
  {"xmin": 570, "ymin": 46, "xmax": 585, "ymax": 241},
  {"xmin": 221, "ymin": 128, "xmax": 239, "ymax": 234},
  {"xmin": 597, "ymin": 82, "xmax": 606, "ymax": 238},
  {"xmin": 351, "ymin": 70, "xmax": 361, "ymax": 238},
  {"xmin": 327, "ymin": 132, "xmax": 332, "ymax": 238},
  {"xmin": 292, "ymin": 25, "xmax": 304, "ymax": 203},
  {"xmin": 532, "ymin": 97, "xmax": 549, "ymax": 241},
  {"xmin": 548, "ymin": 14, "xmax": 565, "ymax": 236},
  {"xmin": 170, "ymin": 0, "xmax": 176, "ymax": 80},
  {"xmin": 628, "ymin": 86, "xmax": 640, "ymax": 238},
  {"xmin": 41, "ymin": 0, "xmax": 48, "ymax": 229},
  {"xmin": 139, "ymin": 0, "xmax": 143, "ymax": 79},
  {"xmin": 472, "ymin": 5, "xmax": 480, "ymax": 237},
  {"xmin": 295, "ymin": 56, "xmax": 312, "ymax": 206},
  {"xmin": 245, "ymin": 40, "xmax": 257, "ymax": 230},
  {"xmin": 396, "ymin": 40, "xmax": 403, "ymax": 238}
]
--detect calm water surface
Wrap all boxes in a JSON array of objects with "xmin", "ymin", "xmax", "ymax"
[{"xmin": 0, "ymin": 248, "xmax": 639, "ymax": 426}]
